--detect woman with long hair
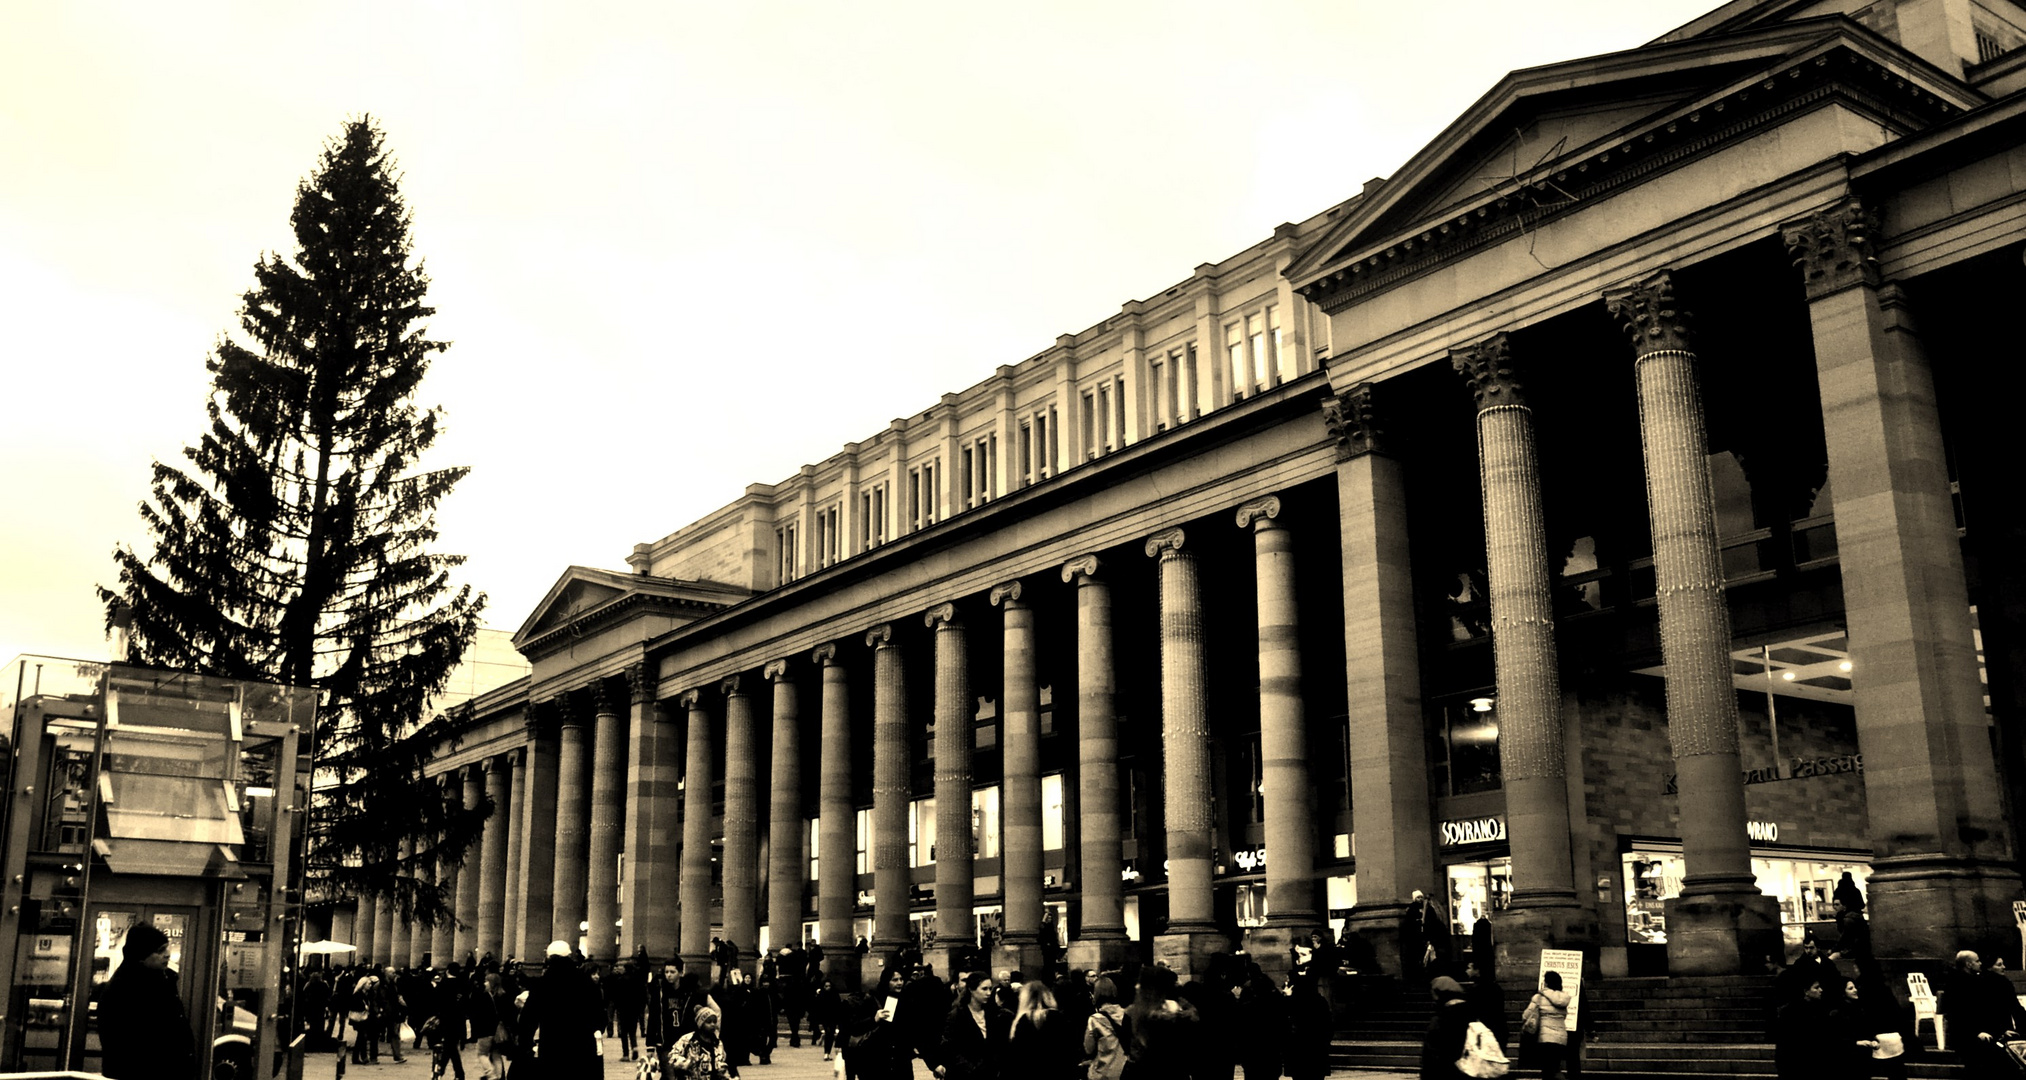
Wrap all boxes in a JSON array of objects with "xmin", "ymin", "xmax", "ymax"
[
  {"xmin": 1083, "ymin": 977, "xmax": 1128, "ymax": 1080},
  {"xmin": 1005, "ymin": 978, "xmax": 1074, "ymax": 1077},
  {"xmin": 940, "ymin": 970, "xmax": 1009, "ymax": 1080}
]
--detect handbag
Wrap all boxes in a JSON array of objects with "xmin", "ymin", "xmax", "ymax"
[
  {"xmin": 1455, "ymin": 1019, "xmax": 1511, "ymax": 1078},
  {"xmin": 1520, "ymin": 994, "xmax": 1542, "ymax": 1037},
  {"xmin": 1872, "ymin": 1031, "xmax": 1905, "ymax": 1059}
]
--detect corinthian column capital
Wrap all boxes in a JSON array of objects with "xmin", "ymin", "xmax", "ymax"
[
  {"xmin": 1234, "ymin": 495, "xmax": 1283, "ymax": 530},
  {"xmin": 626, "ymin": 662, "xmax": 655, "ymax": 705},
  {"xmin": 1144, "ymin": 528, "xmax": 1188, "ymax": 560},
  {"xmin": 1060, "ymin": 554, "xmax": 1102, "ymax": 584},
  {"xmin": 1605, "ymin": 270, "xmax": 1694, "ymax": 354},
  {"xmin": 1321, "ymin": 382, "xmax": 1383, "ymax": 460},
  {"xmin": 1781, "ymin": 198, "xmax": 1878, "ymax": 299},
  {"xmin": 1450, "ymin": 333, "xmax": 1524, "ymax": 411}
]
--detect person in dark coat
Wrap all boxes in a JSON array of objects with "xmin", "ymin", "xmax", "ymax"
[
  {"xmin": 297, "ymin": 970, "xmax": 333, "ymax": 1049},
  {"xmin": 778, "ymin": 947, "xmax": 809, "ymax": 1047},
  {"xmin": 746, "ymin": 974, "xmax": 778, "ymax": 1065},
  {"xmin": 717, "ymin": 967, "xmax": 752, "ymax": 1065},
  {"xmin": 1772, "ymin": 977, "xmax": 1836, "ymax": 1079},
  {"xmin": 95, "ymin": 924, "xmax": 197, "ymax": 1080},
  {"xmin": 841, "ymin": 964, "xmax": 911, "ymax": 1080},
  {"xmin": 1419, "ymin": 976, "xmax": 1475, "ymax": 1080},
  {"xmin": 517, "ymin": 941, "xmax": 603, "ymax": 1079},
  {"xmin": 940, "ymin": 970, "xmax": 1010, "ymax": 1080},
  {"xmin": 1285, "ymin": 974, "xmax": 1334, "ymax": 1080},
  {"xmin": 425, "ymin": 970, "xmax": 470, "ymax": 1080},
  {"xmin": 1178, "ymin": 955, "xmax": 1241, "ymax": 1080},
  {"xmin": 1777, "ymin": 937, "xmax": 1835, "ymax": 1004},
  {"xmin": 896, "ymin": 963, "xmax": 951, "ymax": 1073},
  {"xmin": 1464, "ymin": 960, "xmax": 1508, "ymax": 1051},
  {"xmin": 1121, "ymin": 965, "xmax": 1199, "ymax": 1080},
  {"xmin": 611, "ymin": 959, "xmax": 645, "ymax": 1062},
  {"xmin": 814, "ymin": 974, "xmax": 842, "ymax": 1061},
  {"xmin": 1234, "ymin": 963, "xmax": 1288, "ymax": 1080}
]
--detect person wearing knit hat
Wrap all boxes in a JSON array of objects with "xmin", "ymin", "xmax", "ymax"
[
  {"xmin": 94, "ymin": 924, "xmax": 197, "ymax": 1079},
  {"xmin": 1418, "ymin": 976, "xmax": 1477, "ymax": 1079}
]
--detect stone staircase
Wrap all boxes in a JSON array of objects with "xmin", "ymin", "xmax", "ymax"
[{"xmin": 1331, "ymin": 973, "xmax": 1972, "ymax": 1078}]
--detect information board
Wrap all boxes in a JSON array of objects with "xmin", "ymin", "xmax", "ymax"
[{"xmin": 1537, "ymin": 948, "xmax": 1584, "ymax": 1032}]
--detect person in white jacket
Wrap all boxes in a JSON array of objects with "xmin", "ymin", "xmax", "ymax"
[{"xmin": 1523, "ymin": 970, "xmax": 1573, "ymax": 1080}]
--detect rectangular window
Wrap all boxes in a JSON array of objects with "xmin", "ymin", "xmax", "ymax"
[
  {"xmin": 1227, "ymin": 321, "xmax": 1246, "ymax": 400},
  {"xmin": 986, "ymin": 434, "xmax": 997, "ymax": 499},
  {"xmin": 1248, "ymin": 312, "xmax": 1267, "ymax": 393},
  {"xmin": 1042, "ymin": 773, "xmax": 1065, "ymax": 851},
  {"xmin": 909, "ymin": 469, "xmax": 923, "ymax": 533},
  {"xmin": 1096, "ymin": 382, "xmax": 1111, "ymax": 455},
  {"xmin": 1082, "ymin": 391, "xmax": 1098, "ymax": 461},
  {"xmin": 855, "ymin": 808, "xmax": 870, "ymax": 875},
  {"xmin": 1243, "ymin": 730, "xmax": 1265, "ymax": 823},
  {"xmin": 909, "ymin": 797, "xmax": 936, "ymax": 867},
  {"xmin": 1185, "ymin": 344, "xmax": 1200, "ymax": 419},
  {"xmin": 808, "ymin": 816, "xmax": 819, "ymax": 882},
  {"xmin": 961, "ymin": 446, "xmax": 975, "ymax": 509},
  {"xmin": 776, "ymin": 524, "xmax": 799, "ymax": 584},
  {"xmin": 924, "ymin": 460, "xmax": 938, "ymax": 524},
  {"xmin": 972, "ymin": 785, "xmax": 1001, "ymax": 860},
  {"xmin": 1151, "ymin": 358, "xmax": 1169, "ymax": 431},
  {"xmin": 1268, "ymin": 304, "xmax": 1286, "ymax": 384},
  {"xmin": 816, "ymin": 504, "xmax": 840, "ymax": 568},
  {"xmin": 1048, "ymin": 407, "xmax": 1060, "ymax": 472},
  {"xmin": 1019, "ymin": 422, "xmax": 1034, "ymax": 487}
]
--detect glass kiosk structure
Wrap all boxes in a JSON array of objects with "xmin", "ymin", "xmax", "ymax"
[{"xmin": 0, "ymin": 656, "xmax": 313, "ymax": 1076}]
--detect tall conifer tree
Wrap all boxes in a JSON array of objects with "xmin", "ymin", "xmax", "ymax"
[{"xmin": 101, "ymin": 117, "xmax": 486, "ymax": 925}]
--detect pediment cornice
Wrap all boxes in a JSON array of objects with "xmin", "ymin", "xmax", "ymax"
[
  {"xmin": 513, "ymin": 565, "xmax": 748, "ymax": 658},
  {"xmin": 1289, "ymin": 21, "xmax": 1980, "ymax": 314}
]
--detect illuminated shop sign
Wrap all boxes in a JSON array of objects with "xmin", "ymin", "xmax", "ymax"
[
  {"xmin": 1439, "ymin": 816, "xmax": 1507, "ymax": 847},
  {"xmin": 1747, "ymin": 820, "xmax": 1779, "ymax": 842},
  {"xmin": 1232, "ymin": 846, "xmax": 1266, "ymax": 871}
]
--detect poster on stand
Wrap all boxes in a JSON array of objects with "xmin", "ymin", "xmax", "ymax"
[{"xmin": 1537, "ymin": 948, "xmax": 1585, "ymax": 1031}]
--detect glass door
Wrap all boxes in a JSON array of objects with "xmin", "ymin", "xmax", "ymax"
[{"xmin": 81, "ymin": 904, "xmax": 204, "ymax": 1075}]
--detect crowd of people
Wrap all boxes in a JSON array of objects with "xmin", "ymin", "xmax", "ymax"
[{"xmin": 293, "ymin": 939, "xmax": 1336, "ymax": 1080}]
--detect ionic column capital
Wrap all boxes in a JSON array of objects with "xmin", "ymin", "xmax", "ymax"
[
  {"xmin": 1780, "ymin": 198, "xmax": 1878, "ymax": 299},
  {"xmin": 811, "ymin": 642, "xmax": 840, "ymax": 666},
  {"xmin": 626, "ymin": 662, "xmax": 656, "ymax": 705},
  {"xmin": 1605, "ymin": 269, "xmax": 1694, "ymax": 355},
  {"xmin": 677, "ymin": 687, "xmax": 705, "ymax": 710},
  {"xmin": 924, "ymin": 603, "xmax": 961, "ymax": 630},
  {"xmin": 508, "ymin": 746, "xmax": 525, "ymax": 768},
  {"xmin": 1060, "ymin": 553, "xmax": 1103, "ymax": 584},
  {"xmin": 1450, "ymin": 332, "xmax": 1524, "ymax": 411},
  {"xmin": 762, "ymin": 658, "xmax": 792, "ymax": 682},
  {"xmin": 721, "ymin": 673, "xmax": 746, "ymax": 698},
  {"xmin": 1144, "ymin": 528, "xmax": 1188, "ymax": 561},
  {"xmin": 1234, "ymin": 495, "xmax": 1283, "ymax": 531},
  {"xmin": 989, "ymin": 580, "xmax": 1024, "ymax": 608},
  {"xmin": 1322, "ymin": 382, "xmax": 1384, "ymax": 460},
  {"xmin": 865, "ymin": 622, "xmax": 895, "ymax": 649}
]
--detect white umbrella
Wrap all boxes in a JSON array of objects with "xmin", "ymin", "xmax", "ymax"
[{"xmin": 298, "ymin": 940, "xmax": 357, "ymax": 956}]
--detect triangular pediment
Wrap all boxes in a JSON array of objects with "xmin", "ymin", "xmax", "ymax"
[
  {"xmin": 512, "ymin": 565, "xmax": 751, "ymax": 655},
  {"xmin": 1287, "ymin": 17, "xmax": 1979, "ymax": 297}
]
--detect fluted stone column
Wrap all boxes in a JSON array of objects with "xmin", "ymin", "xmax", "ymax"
[
  {"xmin": 515, "ymin": 709, "xmax": 561, "ymax": 958},
  {"xmin": 552, "ymin": 697, "xmax": 592, "ymax": 954},
  {"xmin": 1452, "ymin": 335, "xmax": 1593, "ymax": 975},
  {"xmin": 1783, "ymin": 201, "xmax": 2020, "ymax": 956},
  {"xmin": 1236, "ymin": 496, "xmax": 1320, "ymax": 974},
  {"xmin": 679, "ymin": 688, "xmax": 717, "ymax": 973},
  {"xmin": 583, "ymin": 682, "xmax": 625, "ymax": 962},
  {"xmin": 1145, "ymin": 529, "xmax": 1226, "ymax": 979},
  {"xmin": 993, "ymin": 582, "xmax": 1046, "ymax": 976},
  {"xmin": 1062, "ymin": 556, "xmax": 1128, "ymax": 972},
  {"xmin": 868, "ymin": 623, "xmax": 911, "ymax": 984},
  {"xmin": 765, "ymin": 658, "xmax": 806, "ymax": 958},
  {"xmin": 650, "ymin": 695, "xmax": 683, "ymax": 959},
  {"xmin": 1607, "ymin": 271, "xmax": 1780, "ymax": 974},
  {"xmin": 722, "ymin": 676, "xmax": 760, "ymax": 973},
  {"xmin": 353, "ymin": 893, "xmax": 377, "ymax": 967},
  {"xmin": 1325, "ymin": 384, "xmax": 1438, "ymax": 979},
  {"xmin": 479, "ymin": 756, "xmax": 510, "ymax": 962},
  {"xmin": 387, "ymin": 841, "xmax": 410, "ymax": 969},
  {"xmin": 503, "ymin": 749, "xmax": 527, "ymax": 959},
  {"xmin": 455, "ymin": 765, "xmax": 484, "ymax": 965},
  {"xmin": 926, "ymin": 604, "xmax": 977, "ymax": 976},
  {"xmin": 814, "ymin": 643, "xmax": 858, "ymax": 988},
  {"xmin": 432, "ymin": 778, "xmax": 456, "ymax": 967},
  {"xmin": 622, "ymin": 665, "xmax": 675, "ymax": 958}
]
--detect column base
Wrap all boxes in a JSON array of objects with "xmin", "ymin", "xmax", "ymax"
[
  {"xmin": 1342, "ymin": 904, "xmax": 1412, "ymax": 978},
  {"xmin": 1153, "ymin": 930, "xmax": 1232, "ymax": 983},
  {"xmin": 1065, "ymin": 936, "xmax": 1133, "ymax": 976},
  {"xmin": 1491, "ymin": 905, "xmax": 1598, "ymax": 991},
  {"xmin": 1242, "ymin": 924, "xmax": 1320, "ymax": 983},
  {"xmin": 1664, "ymin": 891, "xmax": 1783, "ymax": 976},
  {"xmin": 990, "ymin": 939, "xmax": 1047, "ymax": 981},
  {"xmin": 1867, "ymin": 855, "xmax": 2026, "ymax": 960}
]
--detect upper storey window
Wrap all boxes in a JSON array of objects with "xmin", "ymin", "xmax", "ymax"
[
  {"xmin": 860, "ymin": 483, "xmax": 887, "ymax": 551},
  {"xmin": 1226, "ymin": 305, "xmax": 1285, "ymax": 401},
  {"xmin": 775, "ymin": 522, "xmax": 799, "ymax": 584},
  {"xmin": 908, "ymin": 460, "xmax": 940, "ymax": 533},
  {"xmin": 815, "ymin": 503, "xmax": 842, "ymax": 569},
  {"xmin": 961, "ymin": 434, "xmax": 997, "ymax": 510}
]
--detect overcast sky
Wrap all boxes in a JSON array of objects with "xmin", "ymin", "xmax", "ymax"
[{"xmin": 1, "ymin": 1, "xmax": 1723, "ymax": 667}]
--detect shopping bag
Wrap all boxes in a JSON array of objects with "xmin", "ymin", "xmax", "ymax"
[{"xmin": 1456, "ymin": 1019, "xmax": 1511, "ymax": 1078}]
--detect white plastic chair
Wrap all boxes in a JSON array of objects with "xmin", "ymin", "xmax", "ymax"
[{"xmin": 1907, "ymin": 971, "xmax": 1945, "ymax": 1050}]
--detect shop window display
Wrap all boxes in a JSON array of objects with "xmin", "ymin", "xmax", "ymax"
[{"xmin": 1621, "ymin": 849, "xmax": 1868, "ymax": 945}]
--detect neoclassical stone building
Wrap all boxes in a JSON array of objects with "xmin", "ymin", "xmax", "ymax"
[{"xmin": 336, "ymin": 0, "xmax": 2026, "ymax": 984}]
